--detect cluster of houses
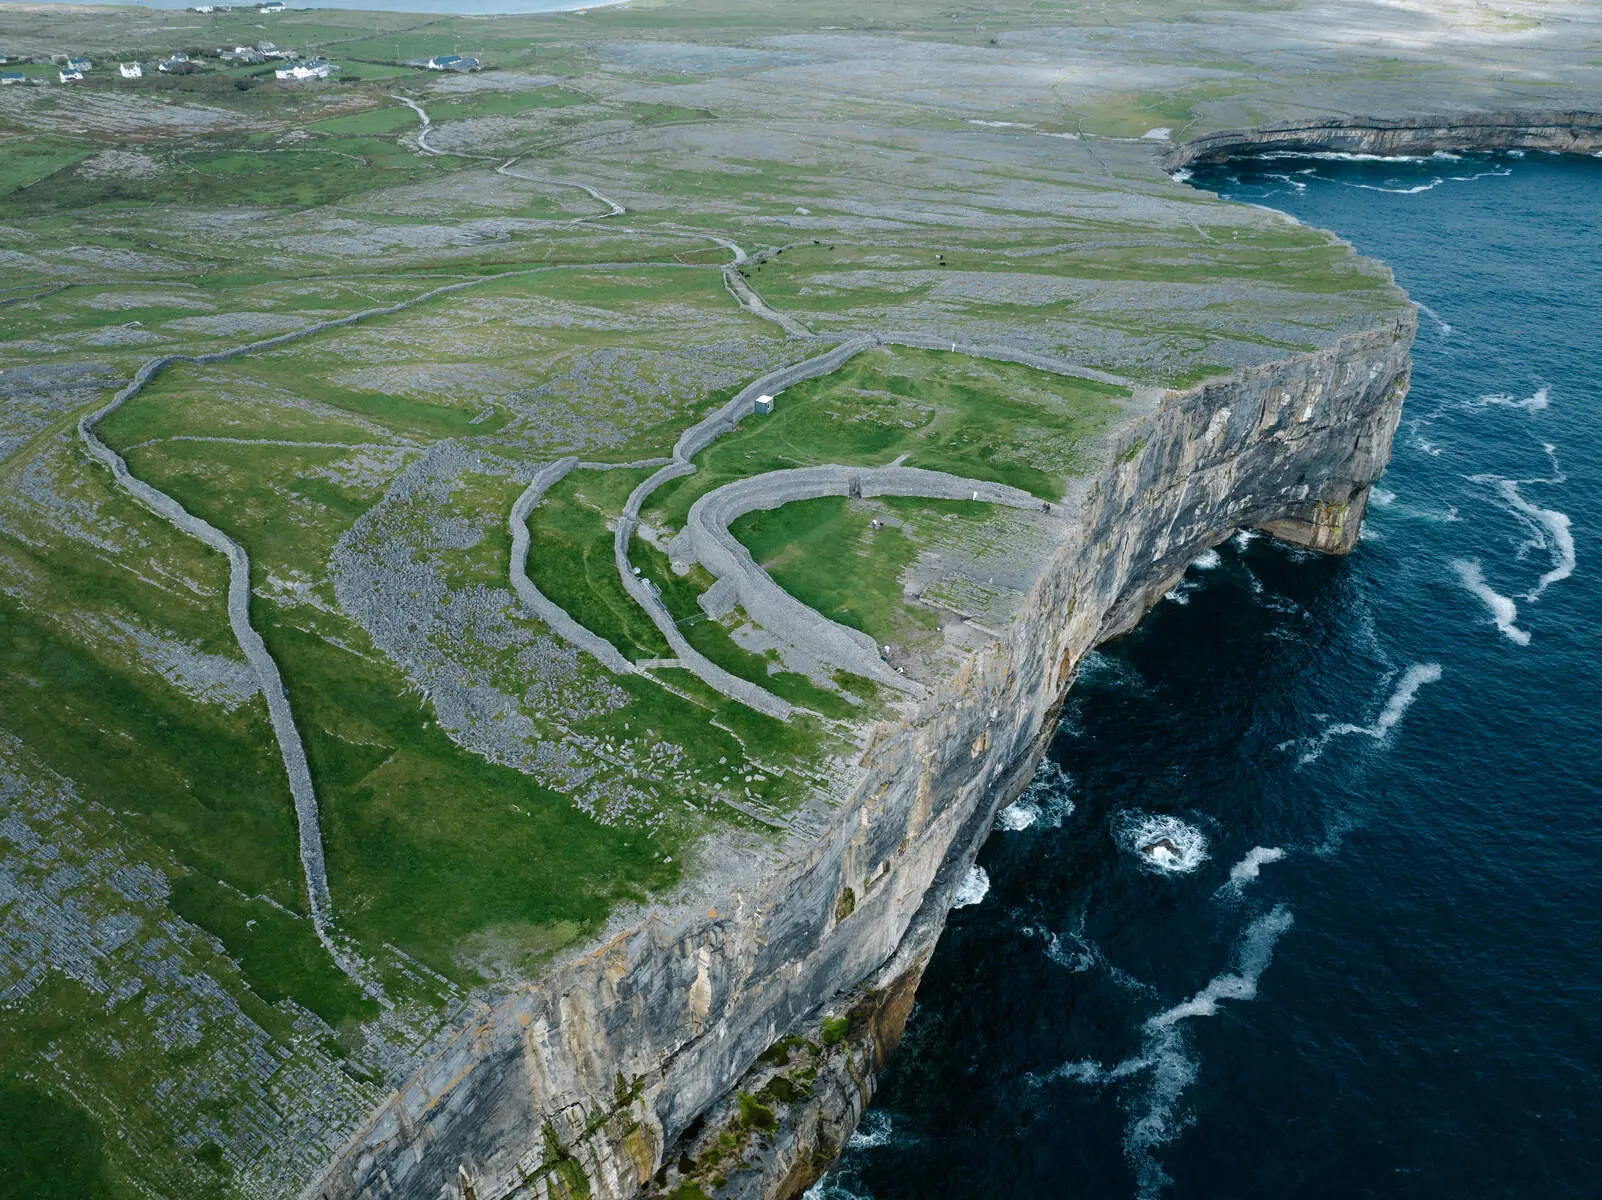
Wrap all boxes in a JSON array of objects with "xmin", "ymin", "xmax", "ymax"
[
  {"xmin": 0, "ymin": 41, "xmax": 340, "ymax": 85},
  {"xmin": 1, "ymin": 35, "xmax": 475, "ymax": 86},
  {"xmin": 191, "ymin": 2, "xmax": 287, "ymax": 12}
]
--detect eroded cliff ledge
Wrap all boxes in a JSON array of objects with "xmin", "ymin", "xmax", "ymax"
[
  {"xmin": 309, "ymin": 292, "xmax": 1414, "ymax": 1200},
  {"xmin": 1163, "ymin": 110, "xmax": 1602, "ymax": 171}
]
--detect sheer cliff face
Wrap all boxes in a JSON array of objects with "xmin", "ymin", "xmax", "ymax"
[
  {"xmin": 1164, "ymin": 111, "xmax": 1602, "ymax": 170},
  {"xmin": 310, "ymin": 308, "xmax": 1414, "ymax": 1200}
]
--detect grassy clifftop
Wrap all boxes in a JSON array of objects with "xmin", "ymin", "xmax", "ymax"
[{"xmin": 2, "ymin": 0, "xmax": 1585, "ymax": 1194}]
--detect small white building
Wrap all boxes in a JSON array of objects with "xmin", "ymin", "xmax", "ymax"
[
  {"xmin": 275, "ymin": 60, "xmax": 334, "ymax": 80},
  {"xmin": 58, "ymin": 69, "xmax": 83, "ymax": 83},
  {"xmin": 259, "ymin": 1, "xmax": 286, "ymax": 12},
  {"xmin": 65, "ymin": 56, "xmax": 92, "ymax": 72},
  {"xmin": 754, "ymin": 394, "xmax": 775, "ymax": 415},
  {"xmin": 157, "ymin": 54, "xmax": 191, "ymax": 73},
  {"xmin": 119, "ymin": 62, "xmax": 142, "ymax": 78}
]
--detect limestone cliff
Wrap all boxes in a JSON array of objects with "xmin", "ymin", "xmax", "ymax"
[
  {"xmin": 306, "ymin": 284, "xmax": 1414, "ymax": 1200},
  {"xmin": 1163, "ymin": 110, "xmax": 1602, "ymax": 171}
]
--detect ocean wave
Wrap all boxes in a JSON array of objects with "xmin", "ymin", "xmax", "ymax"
[
  {"xmin": 1222, "ymin": 846, "xmax": 1287, "ymax": 893},
  {"xmin": 1414, "ymin": 304, "xmax": 1452, "ymax": 336},
  {"xmin": 1348, "ymin": 177, "xmax": 1443, "ymax": 194},
  {"xmin": 804, "ymin": 1176, "xmax": 874, "ymax": 1200},
  {"xmin": 951, "ymin": 865, "xmax": 990, "ymax": 908},
  {"xmin": 999, "ymin": 759, "xmax": 1076, "ymax": 831},
  {"xmin": 1448, "ymin": 166, "xmax": 1513, "ymax": 182},
  {"xmin": 1078, "ymin": 649, "xmax": 1150, "ymax": 693},
  {"xmin": 1113, "ymin": 812, "xmax": 1209, "ymax": 873},
  {"xmin": 847, "ymin": 1110, "xmax": 895, "ymax": 1150},
  {"xmin": 1468, "ymin": 474, "xmax": 1574, "ymax": 601},
  {"xmin": 1146, "ymin": 906, "xmax": 1295, "ymax": 1029},
  {"xmin": 1037, "ymin": 907, "xmax": 1296, "ymax": 1199},
  {"xmin": 1295, "ymin": 662, "xmax": 1444, "ymax": 763},
  {"xmin": 1169, "ymin": 167, "xmax": 1193, "ymax": 184},
  {"xmin": 1452, "ymin": 559, "xmax": 1531, "ymax": 645},
  {"xmin": 1194, "ymin": 548, "xmax": 1222, "ymax": 569}
]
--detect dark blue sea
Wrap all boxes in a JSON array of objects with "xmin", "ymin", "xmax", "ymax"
[{"xmin": 812, "ymin": 151, "xmax": 1602, "ymax": 1199}]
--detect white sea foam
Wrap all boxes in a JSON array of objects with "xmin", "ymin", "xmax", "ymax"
[
  {"xmin": 1371, "ymin": 487, "xmax": 1397, "ymax": 507},
  {"xmin": 1471, "ymin": 385, "xmax": 1550, "ymax": 412},
  {"xmin": 1233, "ymin": 528, "xmax": 1259, "ymax": 546},
  {"xmin": 1168, "ymin": 168, "xmax": 1193, "ymax": 184},
  {"xmin": 1146, "ymin": 906, "xmax": 1295, "ymax": 1029},
  {"xmin": 951, "ymin": 865, "xmax": 990, "ymax": 908},
  {"xmin": 1350, "ymin": 177, "xmax": 1443, "ymax": 194},
  {"xmin": 1414, "ymin": 304, "xmax": 1452, "ymax": 336},
  {"xmin": 999, "ymin": 759, "xmax": 1076, "ymax": 831},
  {"xmin": 1452, "ymin": 559, "xmax": 1531, "ymax": 645},
  {"xmin": 1471, "ymin": 475, "xmax": 1575, "ymax": 600},
  {"xmin": 1039, "ymin": 907, "xmax": 1296, "ymax": 1199},
  {"xmin": 1114, "ymin": 812, "xmax": 1209, "ymax": 873},
  {"xmin": 1194, "ymin": 548, "xmax": 1222, "ymax": 569},
  {"xmin": 1297, "ymin": 662, "xmax": 1444, "ymax": 763},
  {"xmin": 1226, "ymin": 845, "xmax": 1287, "ymax": 888},
  {"xmin": 847, "ymin": 1110, "xmax": 894, "ymax": 1150},
  {"xmin": 1448, "ymin": 166, "xmax": 1513, "ymax": 182}
]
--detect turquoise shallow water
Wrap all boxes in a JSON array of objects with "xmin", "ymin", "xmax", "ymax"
[{"xmin": 815, "ymin": 151, "xmax": 1602, "ymax": 1198}]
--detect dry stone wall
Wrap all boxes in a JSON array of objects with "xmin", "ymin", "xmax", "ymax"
[{"xmin": 306, "ymin": 306, "xmax": 1415, "ymax": 1200}]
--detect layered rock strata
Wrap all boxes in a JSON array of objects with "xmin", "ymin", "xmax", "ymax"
[
  {"xmin": 308, "ymin": 300, "xmax": 1415, "ymax": 1200},
  {"xmin": 1164, "ymin": 109, "xmax": 1602, "ymax": 170}
]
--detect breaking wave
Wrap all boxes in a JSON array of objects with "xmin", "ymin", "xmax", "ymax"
[
  {"xmin": 1466, "ymin": 472, "xmax": 1574, "ymax": 601},
  {"xmin": 1194, "ymin": 548, "xmax": 1222, "ymax": 569},
  {"xmin": 999, "ymin": 759, "xmax": 1076, "ymax": 831},
  {"xmin": 1294, "ymin": 663, "xmax": 1444, "ymax": 763},
  {"xmin": 1452, "ymin": 559, "xmax": 1531, "ymax": 645},
  {"xmin": 1224, "ymin": 846, "xmax": 1287, "ymax": 891},
  {"xmin": 1037, "ymin": 907, "xmax": 1296, "ymax": 1198},
  {"xmin": 1113, "ymin": 812, "xmax": 1209, "ymax": 873},
  {"xmin": 951, "ymin": 865, "xmax": 990, "ymax": 908}
]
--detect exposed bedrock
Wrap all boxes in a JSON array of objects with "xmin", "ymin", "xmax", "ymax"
[
  {"xmin": 307, "ymin": 302, "xmax": 1413, "ymax": 1200},
  {"xmin": 1163, "ymin": 109, "xmax": 1602, "ymax": 169}
]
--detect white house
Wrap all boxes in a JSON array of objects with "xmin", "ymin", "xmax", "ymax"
[
  {"xmin": 275, "ymin": 60, "xmax": 334, "ymax": 81},
  {"xmin": 58, "ymin": 70, "xmax": 83, "ymax": 83},
  {"xmin": 65, "ymin": 56, "xmax": 92, "ymax": 72},
  {"xmin": 259, "ymin": 0, "xmax": 285, "ymax": 12},
  {"xmin": 119, "ymin": 62, "xmax": 142, "ymax": 78},
  {"xmin": 754, "ymin": 394, "xmax": 775, "ymax": 415},
  {"xmin": 425, "ymin": 54, "xmax": 480, "ymax": 71},
  {"xmin": 0, "ymin": 72, "xmax": 26, "ymax": 85},
  {"xmin": 157, "ymin": 54, "xmax": 191, "ymax": 73}
]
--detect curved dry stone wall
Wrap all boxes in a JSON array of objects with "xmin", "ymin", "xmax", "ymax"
[{"xmin": 307, "ymin": 306, "xmax": 1416, "ymax": 1200}]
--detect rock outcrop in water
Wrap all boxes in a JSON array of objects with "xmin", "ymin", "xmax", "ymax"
[{"xmin": 308, "ymin": 286, "xmax": 1414, "ymax": 1199}]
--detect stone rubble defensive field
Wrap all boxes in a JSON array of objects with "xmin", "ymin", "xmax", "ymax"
[{"xmin": 0, "ymin": 0, "xmax": 1596, "ymax": 1196}]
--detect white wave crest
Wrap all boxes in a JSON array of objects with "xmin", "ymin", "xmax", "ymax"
[
  {"xmin": 1194, "ymin": 548, "xmax": 1222, "ymax": 569},
  {"xmin": 1414, "ymin": 304, "xmax": 1452, "ymax": 336},
  {"xmin": 1227, "ymin": 845, "xmax": 1287, "ymax": 888},
  {"xmin": 847, "ymin": 1110, "xmax": 894, "ymax": 1150},
  {"xmin": 1038, "ymin": 907, "xmax": 1296, "ymax": 1199},
  {"xmin": 1471, "ymin": 385, "xmax": 1550, "ymax": 412},
  {"xmin": 1169, "ymin": 167, "xmax": 1193, "ymax": 184},
  {"xmin": 1297, "ymin": 663, "xmax": 1444, "ymax": 763},
  {"xmin": 1114, "ymin": 812, "xmax": 1209, "ymax": 873},
  {"xmin": 951, "ymin": 865, "xmax": 990, "ymax": 908},
  {"xmin": 999, "ymin": 759, "xmax": 1076, "ymax": 831},
  {"xmin": 1452, "ymin": 559, "xmax": 1531, "ymax": 645},
  {"xmin": 1146, "ymin": 906, "xmax": 1295, "ymax": 1030},
  {"xmin": 1475, "ymin": 476, "xmax": 1574, "ymax": 601},
  {"xmin": 1350, "ymin": 177, "xmax": 1443, "ymax": 194}
]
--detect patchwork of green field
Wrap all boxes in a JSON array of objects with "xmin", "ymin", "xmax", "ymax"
[
  {"xmin": 648, "ymin": 346, "xmax": 1128, "ymax": 529},
  {"xmin": 0, "ymin": 0, "xmax": 1450, "ymax": 1190}
]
